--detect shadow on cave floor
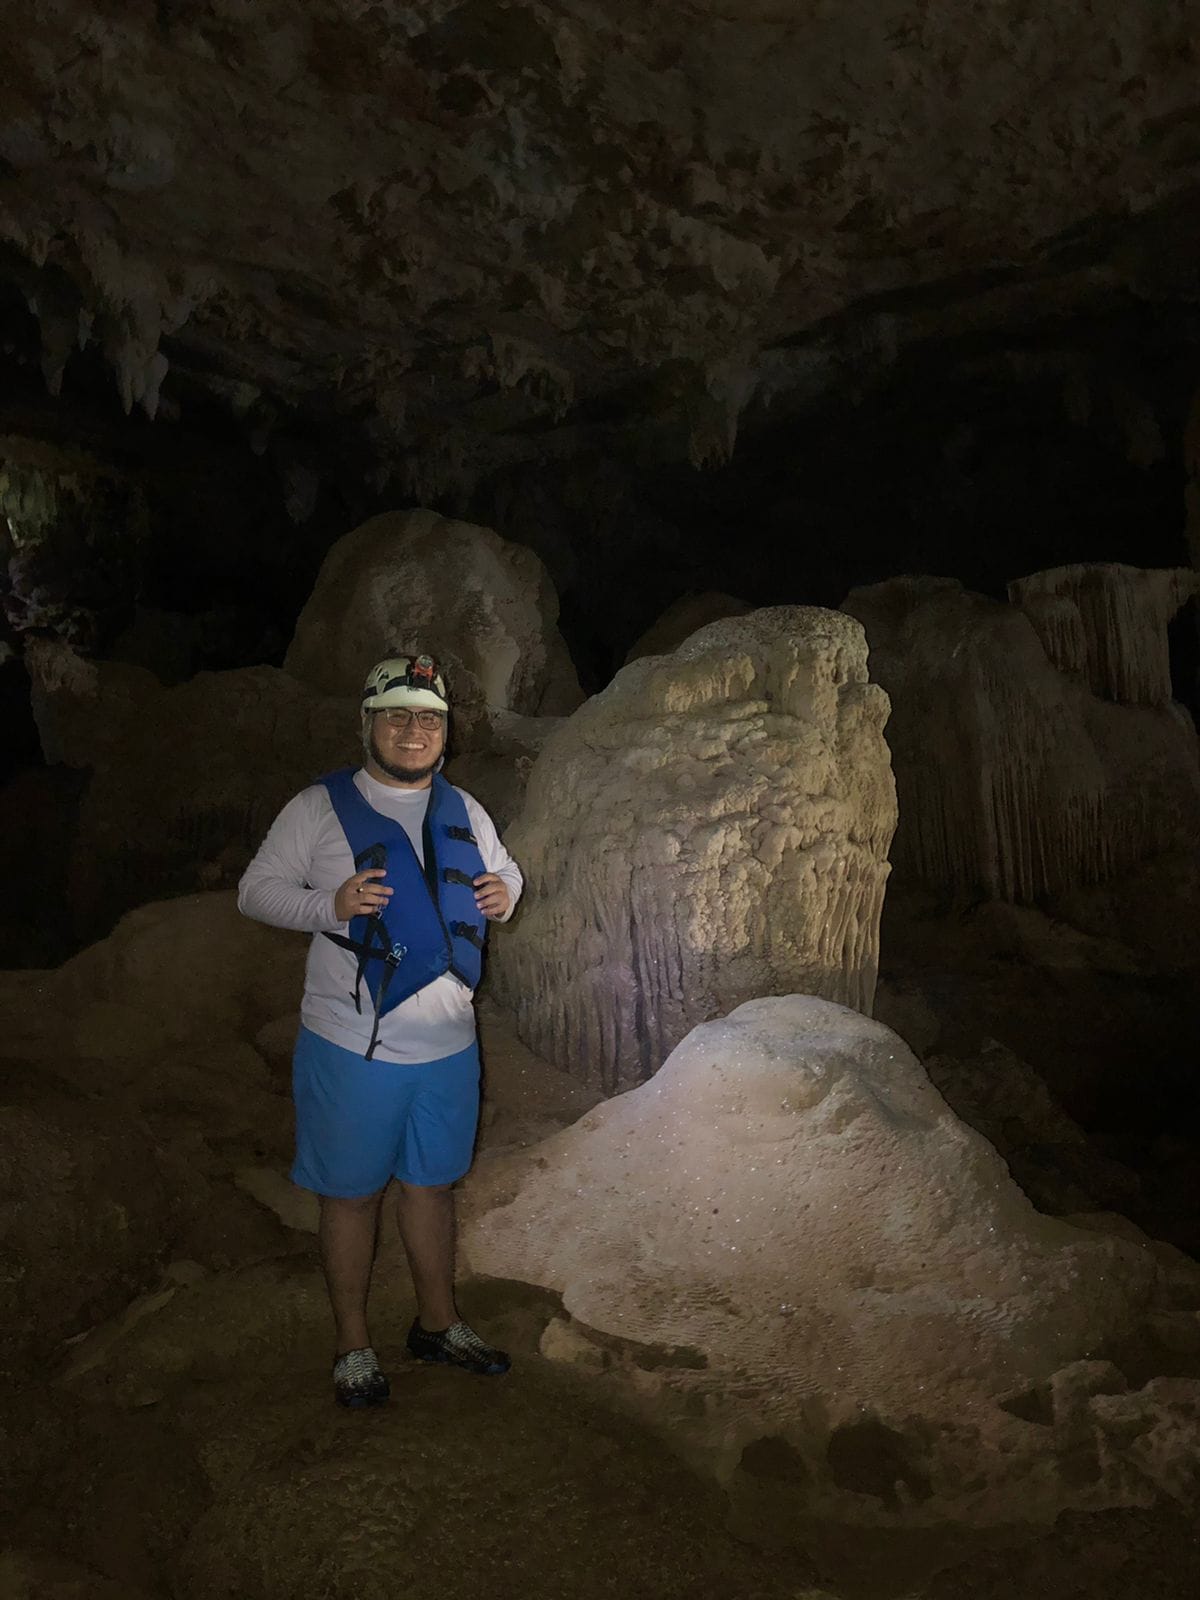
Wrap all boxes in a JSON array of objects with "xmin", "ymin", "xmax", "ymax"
[{"xmin": 7, "ymin": 1267, "xmax": 1199, "ymax": 1600}]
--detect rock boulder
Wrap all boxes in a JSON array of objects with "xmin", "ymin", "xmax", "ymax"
[{"xmin": 283, "ymin": 510, "xmax": 582, "ymax": 717}]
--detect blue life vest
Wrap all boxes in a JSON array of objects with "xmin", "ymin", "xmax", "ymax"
[{"xmin": 318, "ymin": 768, "xmax": 488, "ymax": 1058}]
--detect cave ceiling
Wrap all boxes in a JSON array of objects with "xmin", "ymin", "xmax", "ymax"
[{"xmin": 2, "ymin": 0, "xmax": 1200, "ymax": 498}]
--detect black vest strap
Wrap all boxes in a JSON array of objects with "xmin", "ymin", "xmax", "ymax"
[{"xmin": 324, "ymin": 916, "xmax": 393, "ymax": 1015}]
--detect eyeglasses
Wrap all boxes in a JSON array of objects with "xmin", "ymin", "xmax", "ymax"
[{"xmin": 380, "ymin": 708, "xmax": 446, "ymax": 731}]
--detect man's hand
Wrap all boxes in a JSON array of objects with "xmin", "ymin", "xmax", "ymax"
[
  {"xmin": 334, "ymin": 868, "xmax": 392, "ymax": 922},
  {"xmin": 473, "ymin": 872, "xmax": 511, "ymax": 920}
]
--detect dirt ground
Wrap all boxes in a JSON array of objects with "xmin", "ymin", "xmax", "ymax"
[{"xmin": 4, "ymin": 1251, "xmax": 1199, "ymax": 1600}]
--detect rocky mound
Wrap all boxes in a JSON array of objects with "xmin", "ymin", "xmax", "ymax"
[
  {"xmin": 24, "ymin": 639, "xmax": 358, "ymax": 938},
  {"xmin": 462, "ymin": 996, "xmax": 1200, "ymax": 1539}
]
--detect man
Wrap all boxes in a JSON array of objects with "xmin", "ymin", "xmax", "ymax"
[{"xmin": 238, "ymin": 652, "xmax": 522, "ymax": 1407}]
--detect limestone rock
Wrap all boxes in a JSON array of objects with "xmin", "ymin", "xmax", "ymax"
[
  {"xmin": 0, "ymin": 894, "xmax": 304, "ymax": 1142},
  {"xmin": 52, "ymin": 891, "xmax": 307, "ymax": 1046},
  {"xmin": 0, "ymin": 1550, "xmax": 150, "ymax": 1600},
  {"xmin": 24, "ymin": 638, "xmax": 357, "ymax": 937},
  {"xmin": 843, "ymin": 574, "xmax": 1200, "ymax": 904},
  {"xmin": 252, "ymin": 1013, "xmax": 302, "ymax": 1078},
  {"xmin": 461, "ymin": 996, "xmax": 1200, "ymax": 1532},
  {"xmin": 0, "ymin": 893, "xmax": 305, "ymax": 1366},
  {"xmin": 871, "ymin": 978, "xmax": 941, "ymax": 1057},
  {"xmin": 52, "ymin": 1261, "xmax": 828, "ymax": 1600},
  {"xmin": 474, "ymin": 997, "xmax": 601, "ymax": 1155},
  {"xmin": 924, "ymin": 1039, "xmax": 1142, "ymax": 1216},
  {"xmin": 624, "ymin": 591, "xmax": 753, "ymax": 664},
  {"xmin": 493, "ymin": 606, "xmax": 896, "ymax": 1092},
  {"xmin": 0, "ymin": 1095, "xmax": 203, "ymax": 1368},
  {"xmin": 283, "ymin": 510, "xmax": 582, "ymax": 717},
  {"xmin": 444, "ymin": 708, "xmax": 563, "ymax": 833}
]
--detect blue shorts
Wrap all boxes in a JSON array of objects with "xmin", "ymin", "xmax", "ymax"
[{"xmin": 291, "ymin": 1026, "xmax": 481, "ymax": 1197}]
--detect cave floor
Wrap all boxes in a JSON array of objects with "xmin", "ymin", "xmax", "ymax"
[{"xmin": 7, "ymin": 1268, "xmax": 1198, "ymax": 1600}]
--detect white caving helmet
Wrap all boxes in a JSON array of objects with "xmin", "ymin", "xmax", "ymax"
[{"xmin": 361, "ymin": 653, "xmax": 450, "ymax": 714}]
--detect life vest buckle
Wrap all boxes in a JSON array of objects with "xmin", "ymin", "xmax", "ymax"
[{"xmin": 386, "ymin": 942, "xmax": 408, "ymax": 966}]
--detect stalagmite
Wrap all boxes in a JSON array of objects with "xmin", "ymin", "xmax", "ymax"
[{"xmin": 491, "ymin": 607, "xmax": 897, "ymax": 1093}]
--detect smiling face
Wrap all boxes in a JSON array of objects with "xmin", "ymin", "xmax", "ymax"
[{"xmin": 363, "ymin": 707, "xmax": 448, "ymax": 787}]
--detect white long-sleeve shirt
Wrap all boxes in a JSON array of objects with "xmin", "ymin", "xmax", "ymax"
[{"xmin": 238, "ymin": 768, "xmax": 522, "ymax": 1063}]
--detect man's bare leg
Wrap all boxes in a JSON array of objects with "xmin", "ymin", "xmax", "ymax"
[
  {"xmin": 394, "ymin": 1180, "xmax": 457, "ymax": 1330},
  {"xmin": 318, "ymin": 1190, "xmax": 384, "ymax": 1354}
]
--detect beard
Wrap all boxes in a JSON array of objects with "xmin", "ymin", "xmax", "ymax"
[{"xmin": 367, "ymin": 726, "xmax": 441, "ymax": 784}]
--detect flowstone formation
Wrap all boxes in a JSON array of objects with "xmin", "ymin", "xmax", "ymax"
[
  {"xmin": 462, "ymin": 996, "xmax": 1200, "ymax": 1544},
  {"xmin": 284, "ymin": 510, "xmax": 582, "ymax": 717},
  {"xmin": 843, "ymin": 571, "xmax": 1200, "ymax": 904},
  {"xmin": 492, "ymin": 606, "xmax": 896, "ymax": 1092}
]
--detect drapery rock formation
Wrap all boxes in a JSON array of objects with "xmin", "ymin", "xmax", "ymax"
[
  {"xmin": 284, "ymin": 510, "xmax": 582, "ymax": 716},
  {"xmin": 462, "ymin": 996, "xmax": 1200, "ymax": 1540},
  {"xmin": 492, "ymin": 607, "xmax": 896, "ymax": 1092},
  {"xmin": 1009, "ymin": 563, "xmax": 1197, "ymax": 706},
  {"xmin": 843, "ymin": 572, "xmax": 1200, "ymax": 904}
]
